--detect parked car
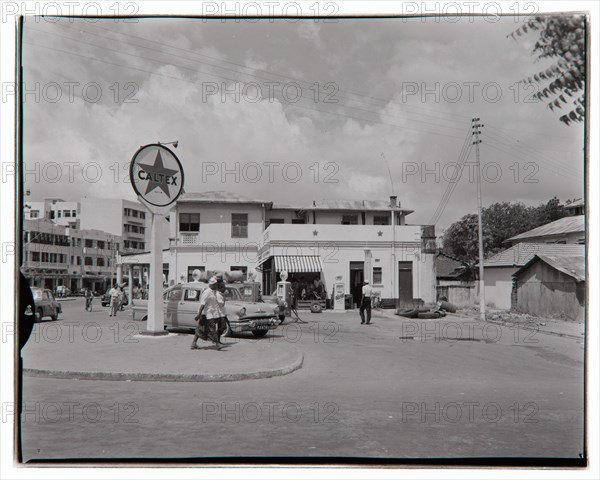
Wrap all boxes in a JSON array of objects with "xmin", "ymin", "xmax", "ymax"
[
  {"xmin": 227, "ymin": 282, "xmax": 287, "ymax": 322},
  {"xmin": 55, "ymin": 285, "xmax": 71, "ymax": 297},
  {"xmin": 131, "ymin": 282, "xmax": 281, "ymax": 337},
  {"xmin": 31, "ymin": 287, "xmax": 61, "ymax": 322},
  {"xmin": 101, "ymin": 288, "xmax": 129, "ymax": 307}
]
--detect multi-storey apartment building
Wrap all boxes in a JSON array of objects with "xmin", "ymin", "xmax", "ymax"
[
  {"xmin": 119, "ymin": 191, "xmax": 437, "ymax": 307},
  {"xmin": 22, "ymin": 218, "xmax": 123, "ymax": 292},
  {"xmin": 79, "ymin": 197, "xmax": 148, "ymax": 252}
]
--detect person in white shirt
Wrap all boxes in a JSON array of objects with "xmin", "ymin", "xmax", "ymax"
[
  {"xmin": 191, "ymin": 276, "xmax": 226, "ymax": 350},
  {"xmin": 109, "ymin": 285, "xmax": 121, "ymax": 317},
  {"xmin": 360, "ymin": 280, "xmax": 373, "ymax": 324}
]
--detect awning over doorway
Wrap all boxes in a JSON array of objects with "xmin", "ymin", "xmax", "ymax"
[{"xmin": 274, "ymin": 255, "xmax": 323, "ymax": 273}]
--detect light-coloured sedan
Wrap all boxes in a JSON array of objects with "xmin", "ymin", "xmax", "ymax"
[{"xmin": 131, "ymin": 282, "xmax": 281, "ymax": 337}]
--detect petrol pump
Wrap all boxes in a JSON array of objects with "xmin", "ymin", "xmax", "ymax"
[
  {"xmin": 276, "ymin": 271, "xmax": 293, "ymax": 316},
  {"xmin": 333, "ymin": 275, "xmax": 346, "ymax": 312}
]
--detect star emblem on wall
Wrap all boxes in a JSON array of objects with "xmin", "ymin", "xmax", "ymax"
[
  {"xmin": 377, "ymin": 230, "xmax": 383, "ymax": 237},
  {"xmin": 312, "ymin": 230, "xmax": 319, "ymax": 236},
  {"xmin": 137, "ymin": 151, "xmax": 179, "ymax": 197}
]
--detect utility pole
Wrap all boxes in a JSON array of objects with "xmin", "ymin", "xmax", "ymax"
[{"xmin": 472, "ymin": 118, "xmax": 486, "ymax": 322}]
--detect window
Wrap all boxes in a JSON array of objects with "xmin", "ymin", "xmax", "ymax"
[
  {"xmin": 165, "ymin": 287, "xmax": 182, "ymax": 301},
  {"xmin": 373, "ymin": 267, "xmax": 382, "ymax": 284},
  {"xmin": 58, "ymin": 210, "xmax": 62, "ymax": 218},
  {"xmin": 140, "ymin": 212, "xmax": 146, "ymax": 220},
  {"xmin": 30, "ymin": 210, "xmax": 39, "ymax": 218},
  {"xmin": 292, "ymin": 219, "xmax": 305, "ymax": 224},
  {"xmin": 42, "ymin": 252, "xmax": 49, "ymax": 262},
  {"xmin": 374, "ymin": 215, "xmax": 390, "ymax": 226},
  {"xmin": 32, "ymin": 251, "xmax": 40, "ymax": 262},
  {"xmin": 180, "ymin": 213, "xmax": 200, "ymax": 232},
  {"xmin": 77, "ymin": 256, "xmax": 82, "ymax": 265},
  {"xmin": 96, "ymin": 258, "xmax": 105, "ymax": 267},
  {"xmin": 64, "ymin": 210, "xmax": 71, "ymax": 218},
  {"xmin": 84, "ymin": 257, "xmax": 93, "ymax": 266},
  {"xmin": 97, "ymin": 241, "xmax": 105, "ymax": 250},
  {"xmin": 577, "ymin": 238, "xmax": 585, "ymax": 244},
  {"xmin": 138, "ymin": 242, "xmax": 144, "ymax": 250},
  {"xmin": 50, "ymin": 211, "xmax": 55, "ymax": 219},
  {"xmin": 85, "ymin": 239, "xmax": 94, "ymax": 248},
  {"xmin": 268, "ymin": 218, "xmax": 284, "ymax": 225},
  {"xmin": 187, "ymin": 266, "xmax": 205, "ymax": 282},
  {"xmin": 72, "ymin": 209, "xmax": 77, "ymax": 216},
  {"xmin": 232, "ymin": 213, "xmax": 248, "ymax": 238},
  {"xmin": 342, "ymin": 214, "xmax": 358, "ymax": 225},
  {"xmin": 184, "ymin": 288, "xmax": 200, "ymax": 301}
]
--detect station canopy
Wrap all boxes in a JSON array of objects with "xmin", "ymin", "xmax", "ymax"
[{"xmin": 274, "ymin": 255, "xmax": 323, "ymax": 273}]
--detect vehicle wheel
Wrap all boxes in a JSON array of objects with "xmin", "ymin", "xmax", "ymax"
[
  {"xmin": 222, "ymin": 319, "xmax": 231, "ymax": 337},
  {"xmin": 51, "ymin": 313, "xmax": 59, "ymax": 321},
  {"xmin": 417, "ymin": 312, "xmax": 441, "ymax": 319},
  {"xmin": 35, "ymin": 308, "xmax": 43, "ymax": 323},
  {"xmin": 251, "ymin": 329, "xmax": 268, "ymax": 338},
  {"xmin": 279, "ymin": 314, "xmax": 286, "ymax": 323},
  {"xmin": 310, "ymin": 301, "xmax": 323, "ymax": 314}
]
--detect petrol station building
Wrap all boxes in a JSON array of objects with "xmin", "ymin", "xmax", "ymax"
[{"xmin": 118, "ymin": 191, "xmax": 437, "ymax": 308}]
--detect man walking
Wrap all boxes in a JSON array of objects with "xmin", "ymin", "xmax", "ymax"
[
  {"xmin": 360, "ymin": 280, "xmax": 373, "ymax": 325},
  {"xmin": 191, "ymin": 276, "xmax": 226, "ymax": 350},
  {"xmin": 108, "ymin": 285, "xmax": 121, "ymax": 317}
]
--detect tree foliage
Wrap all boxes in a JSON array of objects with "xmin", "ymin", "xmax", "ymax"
[
  {"xmin": 442, "ymin": 197, "xmax": 570, "ymax": 271},
  {"xmin": 508, "ymin": 15, "xmax": 586, "ymax": 125}
]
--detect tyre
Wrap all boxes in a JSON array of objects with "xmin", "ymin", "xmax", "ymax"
[
  {"xmin": 418, "ymin": 312, "xmax": 441, "ymax": 319},
  {"xmin": 438, "ymin": 300, "xmax": 457, "ymax": 313},
  {"xmin": 51, "ymin": 312, "xmax": 59, "ymax": 321},
  {"xmin": 251, "ymin": 329, "xmax": 268, "ymax": 338},
  {"xmin": 221, "ymin": 319, "xmax": 232, "ymax": 337},
  {"xmin": 310, "ymin": 301, "xmax": 323, "ymax": 314},
  {"xmin": 396, "ymin": 308, "xmax": 419, "ymax": 318},
  {"xmin": 35, "ymin": 308, "xmax": 43, "ymax": 323},
  {"xmin": 279, "ymin": 314, "xmax": 286, "ymax": 323}
]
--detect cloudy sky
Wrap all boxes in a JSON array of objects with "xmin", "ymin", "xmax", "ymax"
[{"xmin": 22, "ymin": 13, "xmax": 585, "ymax": 231}]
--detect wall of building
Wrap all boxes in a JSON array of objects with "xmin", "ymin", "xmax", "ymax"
[
  {"xmin": 484, "ymin": 266, "xmax": 516, "ymax": 310},
  {"xmin": 515, "ymin": 261, "xmax": 584, "ymax": 321},
  {"xmin": 175, "ymin": 202, "xmax": 265, "ymax": 245}
]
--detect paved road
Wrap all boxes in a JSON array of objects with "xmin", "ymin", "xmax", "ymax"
[{"xmin": 20, "ymin": 298, "xmax": 584, "ymax": 461}]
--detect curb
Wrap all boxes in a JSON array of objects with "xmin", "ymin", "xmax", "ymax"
[{"xmin": 24, "ymin": 352, "xmax": 304, "ymax": 383}]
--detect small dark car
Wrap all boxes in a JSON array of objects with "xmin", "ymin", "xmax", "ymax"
[{"xmin": 31, "ymin": 287, "xmax": 61, "ymax": 322}]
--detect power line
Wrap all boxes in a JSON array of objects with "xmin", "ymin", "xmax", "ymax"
[
  {"xmin": 428, "ymin": 126, "xmax": 474, "ymax": 225},
  {"xmin": 37, "ymin": 19, "xmax": 474, "ymax": 125},
  {"xmin": 27, "ymin": 24, "xmax": 469, "ymax": 134},
  {"xmin": 24, "ymin": 39, "xmax": 467, "ymax": 141}
]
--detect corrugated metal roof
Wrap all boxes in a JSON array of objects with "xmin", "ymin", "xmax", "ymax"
[
  {"xmin": 483, "ymin": 243, "xmax": 585, "ymax": 268},
  {"xmin": 436, "ymin": 252, "xmax": 466, "ymax": 278},
  {"xmin": 565, "ymin": 198, "xmax": 584, "ymax": 208},
  {"xmin": 505, "ymin": 216, "xmax": 584, "ymax": 243},
  {"xmin": 178, "ymin": 192, "xmax": 413, "ymax": 213},
  {"xmin": 178, "ymin": 191, "xmax": 271, "ymax": 204},
  {"xmin": 272, "ymin": 199, "xmax": 414, "ymax": 213},
  {"xmin": 515, "ymin": 254, "xmax": 585, "ymax": 282}
]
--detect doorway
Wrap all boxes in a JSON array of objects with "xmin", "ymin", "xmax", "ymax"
[
  {"xmin": 398, "ymin": 261, "xmax": 414, "ymax": 307},
  {"xmin": 349, "ymin": 261, "xmax": 364, "ymax": 308}
]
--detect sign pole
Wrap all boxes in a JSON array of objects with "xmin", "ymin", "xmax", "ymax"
[{"xmin": 147, "ymin": 210, "xmax": 165, "ymax": 334}]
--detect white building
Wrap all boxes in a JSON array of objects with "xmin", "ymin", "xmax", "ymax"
[
  {"xmin": 79, "ymin": 197, "xmax": 149, "ymax": 252},
  {"xmin": 120, "ymin": 191, "xmax": 437, "ymax": 308}
]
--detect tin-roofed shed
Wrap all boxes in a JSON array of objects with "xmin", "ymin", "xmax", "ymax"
[{"xmin": 512, "ymin": 254, "xmax": 585, "ymax": 322}]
